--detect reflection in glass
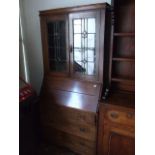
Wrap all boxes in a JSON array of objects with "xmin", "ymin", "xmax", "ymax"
[
  {"xmin": 74, "ymin": 19, "xmax": 81, "ymax": 33},
  {"xmin": 47, "ymin": 21, "xmax": 66, "ymax": 72},
  {"xmin": 73, "ymin": 18, "xmax": 96, "ymax": 76},
  {"xmin": 88, "ymin": 18, "xmax": 95, "ymax": 33},
  {"xmin": 87, "ymin": 50, "xmax": 95, "ymax": 61},
  {"xmin": 74, "ymin": 49, "xmax": 82, "ymax": 61},
  {"xmin": 88, "ymin": 34, "xmax": 95, "ymax": 48},
  {"xmin": 74, "ymin": 34, "xmax": 81, "ymax": 48}
]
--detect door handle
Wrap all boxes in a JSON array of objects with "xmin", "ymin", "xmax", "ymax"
[{"xmin": 70, "ymin": 45, "xmax": 73, "ymax": 53}]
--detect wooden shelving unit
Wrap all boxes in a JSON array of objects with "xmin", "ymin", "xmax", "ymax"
[{"xmin": 109, "ymin": 0, "xmax": 135, "ymax": 93}]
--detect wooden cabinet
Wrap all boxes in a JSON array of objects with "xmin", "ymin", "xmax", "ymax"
[
  {"xmin": 39, "ymin": 4, "xmax": 111, "ymax": 154},
  {"xmin": 98, "ymin": 101, "xmax": 135, "ymax": 155},
  {"xmin": 39, "ymin": 77, "xmax": 100, "ymax": 155},
  {"xmin": 40, "ymin": 3, "xmax": 111, "ymax": 82}
]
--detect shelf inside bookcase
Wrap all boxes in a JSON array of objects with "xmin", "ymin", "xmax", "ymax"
[
  {"xmin": 114, "ymin": 32, "xmax": 135, "ymax": 37},
  {"xmin": 112, "ymin": 57, "xmax": 135, "ymax": 62},
  {"xmin": 111, "ymin": 77, "xmax": 134, "ymax": 84}
]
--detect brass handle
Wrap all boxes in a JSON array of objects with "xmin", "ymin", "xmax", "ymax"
[
  {"xmin": 110, "ymin": 112, "xmax": 119, "ymax": 119},
  {"xmin": 80, "ymin": 142, "xmax": 85, "ymax": 146},
  {"xmin": 80, "ymin": 128, "xmax": 86, "ymax": 132},
  {"xmin": 127, "ymin": 112, "xmax": 133, "ymax": 118}
]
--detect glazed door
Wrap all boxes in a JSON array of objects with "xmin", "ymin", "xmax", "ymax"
[
  {"xmin": 69, "ymin": 11, "xmax": 100, "ymax": 81},
  {"xmin": 43, "ymin": 14, "xmax": 69, "ymax": 76}
]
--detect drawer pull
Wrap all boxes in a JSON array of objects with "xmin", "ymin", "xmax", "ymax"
[
  {"xmin": 127, "ymin": 112, "xmax": 133, "ymax": 118},
  {"xmin": 110, "ymin": 112, "xmax": 119, "ymax": 119},
  {"xmin": 80, "ymin": 128, "xmax": 86, "ymax": 132},
  {"xmin": 80, "ymin": 142, "xmax": 85, "ymax": 146}
]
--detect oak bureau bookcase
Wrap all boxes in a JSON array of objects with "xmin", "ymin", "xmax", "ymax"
[{"xmin": 39, "ymin": 3, "xmax": 111, "ymax": 155}]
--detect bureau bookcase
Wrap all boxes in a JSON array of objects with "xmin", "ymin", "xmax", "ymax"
[{"xmin": 39, "ymin": 3, "xmax": 111, "ymax": 155}]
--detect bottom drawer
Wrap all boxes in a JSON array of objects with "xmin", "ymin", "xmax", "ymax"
[{"xmin": 42, "ymin": 126, "xmax": 96, "ymax": 155}]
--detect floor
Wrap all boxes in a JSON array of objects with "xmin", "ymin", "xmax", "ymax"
[{"xmin": 37, "ymin": 144, "xmax": 77, "ymax": 155}]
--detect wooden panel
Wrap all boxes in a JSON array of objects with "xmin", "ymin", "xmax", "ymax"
[
  {"xmin": 113, "ymin": 37, "xmax": 135, "ymax": 58},
  {"xmin": 42, "ymin": 127, "xmax": 96, "ymax": 155},
  {"xmin": 97, "ymin": 102, "xmax": 135, "ymax": 155},
  {"xmin": 40, "ymin": 101, "xmax": 96, "ymax": 126},
  {"xmin": 103, "ymin": 92, "xmax": 135, "ymax": 108},
  {"xmin": 39, "ymin": 3, "xmax": 109, "ymax": 16},
  {"xmin": 44, "ymin": 76, "xmax": 102, "ymax": 97},
  {"xmin": 106, "ymin": 131, "xmax": 134, "ymax": 155},
  {"xmin": 101, "ymin": 124, "xmax": 134, "ymax": 155},
  {"xmin": 105, "ymin": 109, "xmax": 134, "ymax": 126},
  {"xmin": 111, "ymin": 82, "xmax": 135, "ymax": 92},
  {"xmin": 112, "ymin": 61, "xmax": 135, "ymax": 79},
  {"xmin": 114, "ymin": 0, "xmax": 135, "ymax": 32},
  {"xmin": 40, "ymin": 88, "xmax": 99, "ymax": 113},
  {"xmin": 40, "ymin": 16, "xmax": 49, "ymax": 74},
  {"xmin": 42, "ymin": 120, "xmax": 96, "ymax": 141}
]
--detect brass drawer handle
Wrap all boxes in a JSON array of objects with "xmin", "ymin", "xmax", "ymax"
[
  {"xmin": 80, "ymin": 142, "xmax": 85, "ymax": 146},
  {"xmin": 127, "ymin": 112, "xmax": 134, "ymax": 119},
  {"xmin": 110, "ymin": 112, "xmax": 119, "ymax": 119},
  {"xmin": 80, "ymin": 128, "xmax": 86, "ymax": 132}
]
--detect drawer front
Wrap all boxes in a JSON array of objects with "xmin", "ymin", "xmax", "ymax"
[
  {"xmin": 105, "ymin": 108, "xmax": 135, "ymax": 126},
  {"xmin": 40, "ymin": 101, "xmax": 96, "ymax": 126},
  {"xmin": 42, "ymin": 117, "xmax": 96, "ymax": 141},
  {"xmin": 43, "ymin": 127, "xmax": 96, "ymax": 155}
]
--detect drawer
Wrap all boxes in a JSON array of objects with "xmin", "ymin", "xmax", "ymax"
[
  {"xmin": 42, "ymin": 118, "xmax": 96, "ymax": 141},
  {"xmin": 43, "ymin": 127, "xmax": 96, "ymax": 155},
  {"xmin": 104, "ymin": 106, "xmax": 135, "ymax": 126},
  {"xmin": 40, "ymin": 102, "xmax": 96, "ymax": 126}
]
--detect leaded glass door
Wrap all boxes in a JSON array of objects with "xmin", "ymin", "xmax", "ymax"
[
  {"xmin": 69, "ymin": 11, "xmax": 100, "ymax": 81},
  {"xmin": 45, "ymin": 15, "xmax": 69, "ymax": 75}
]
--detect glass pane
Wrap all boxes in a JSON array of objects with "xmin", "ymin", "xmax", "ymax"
[
  {"xmin": 74, "ymin": 19, "xmax": 81, "ymax": 33},
  {"xmin": 73, "ymin": 17, "xmax": 96, "ymax": 76},
  {"xmin": 74, "ymin": 19, "xmax": 81, "ymax": 25},
  {"xmin": 47, "ymin": 21, "xmax": 66, "ymax": 72},
  {"xmin": 88, "ymin": 34, "xmax": 95, "ymax": 48},
  {"xmin": 74, "ymin": 49, "xmax": 82, "ymax": 61},
  {"xmin": 88, "ymin": 18, "xmax": 96, "ymax": 33},
  {"xmin": 87, "ymin": 50, "xmax": 95, "ymax": 61},
  {"xmin": 74, "ymin": 34, "xmax": 81, "ymax": 48}
]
